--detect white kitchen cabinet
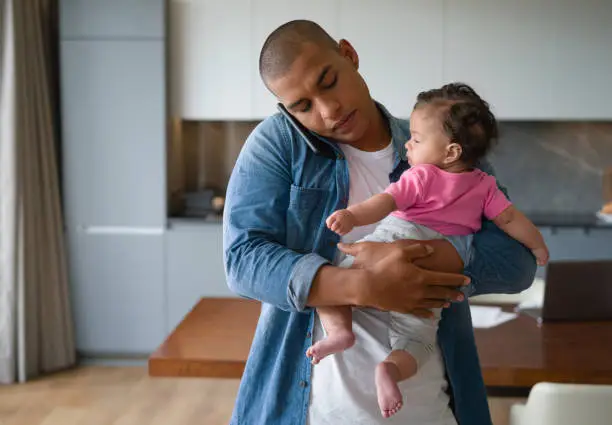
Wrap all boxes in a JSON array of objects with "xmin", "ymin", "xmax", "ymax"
[
  {"xmin": 60, "ymin": 0, "xmax": 164, "ymax": 39},
  {"xmin": 66, "ymin": 232, "xmax": 166, "ymax": 355},
  {"xmin": 60, "ymin": 40, "xmax": 166, "ymax": 227},
  {"xmin": 339, "ymin": 0, "xmax": 444, "ymax": 118},
  {"xmin": 550, "ymin": 0, "xmax": 612, "ymax": 120},
  {"xmin": 250, "ymin": 0, "xmax": 341, "ymax": 118},
  {"xmin": 171, "ymin": 0, "xmax": 612, "ymax": 121},
  {"xmin": 170, "ymin": 0, "xmax": 252, "ymax": 120},
  {"xmin": 165, "ymin": 221, "xmax": 232, "ymax": 332},
  {"xmin": 60, "ymin": 0, "xmax": 168, "ymax": 356},
  {"xmin": 173, "ymin": 0, "xmax": 443, "ymax": 120},
  {"xmin": 443, "ymin": 0, "xmax": 556, "ymax": 120}
]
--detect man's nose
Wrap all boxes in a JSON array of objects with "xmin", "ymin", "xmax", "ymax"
[{"xmin": 317, "ymin": 98, "xmax": 342, "ymax": 120}]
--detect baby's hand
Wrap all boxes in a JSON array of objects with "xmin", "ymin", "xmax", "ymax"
[
  {"xmin": 532, "ymin": 246, "xmax": 550, "ymax": 266},
  {"xmin": 326, "ymin": 209, "xmax": 356, "ymax": 235}
]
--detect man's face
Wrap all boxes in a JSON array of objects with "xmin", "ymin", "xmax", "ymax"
[{"xmin": 266, "ymin": 41, "xmax": 374, "ymax": 144}]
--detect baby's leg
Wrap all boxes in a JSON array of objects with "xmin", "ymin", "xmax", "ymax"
[
  {"xmin": 376, "ymin": 310, "xmax": 441, "ymax": 417},
  {"xmin": 306, "ymin": 250, "xmax": 357, "ymax": 364},
  {"xmin": 306, "ymin": 306, "xmax": 355, "ymax": 364},
  {"xmin": 355, "ymin": 217, "xmax": 463, "ymax": 417},
  {"xmin": 375, "ymin": 349, "xmax": 418, "ymax": 418}
]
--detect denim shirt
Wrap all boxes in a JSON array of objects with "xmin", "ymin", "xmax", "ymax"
[{"xmin": 223, "ymin": 104, "xmax": 536, "ymax": 425}]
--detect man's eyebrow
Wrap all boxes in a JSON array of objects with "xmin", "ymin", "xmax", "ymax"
[
  {"xmin": 286, "ymin": 65, "xmax": 333, "ymax": 110},
  {"xmin": 287, "ymin": 98, "xmax": 307, "ymax": 110},
  {"xmin": 316, "ymin": 65, "xmax": 332, "ymax": 87}
]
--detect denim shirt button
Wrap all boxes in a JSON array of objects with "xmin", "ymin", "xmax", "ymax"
[
  {"xmin": 306, "ymin": 331, "xmax": 312, "ymax": 338},
  {"xmin": 299, "ymin": 380, "xmax": 308, "ymax": 388}
]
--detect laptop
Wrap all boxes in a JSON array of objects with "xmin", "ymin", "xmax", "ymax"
[{"xmin": 519, "ymin": 259, "xmax": 612, "ymax": 324}]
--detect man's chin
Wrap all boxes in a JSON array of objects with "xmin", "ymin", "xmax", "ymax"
[{"xmin": 331, "ymin": 125, "xmax": 367, "ymax": 145}]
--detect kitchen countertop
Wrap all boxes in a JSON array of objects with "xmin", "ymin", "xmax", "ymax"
[
  {"xmin": 167, "ymin": 212, "xmax": 612, "ymax": 229},
  {"xmin": 526, "ymin": 212, "xmax": 612, "ymax": 229}
]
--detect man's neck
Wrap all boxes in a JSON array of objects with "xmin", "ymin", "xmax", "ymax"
[{"xmin": 350, "ymin": 103, "xmax": 391, "ymax": 152}]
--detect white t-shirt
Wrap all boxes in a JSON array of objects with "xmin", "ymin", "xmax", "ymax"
[{"xmin": 307, "ymin": 142, "xmax": 457, "ymax": 425}]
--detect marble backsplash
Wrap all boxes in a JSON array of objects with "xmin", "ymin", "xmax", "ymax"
[
  {"xmin": 489, "ymin": 122, "xmax": 612, "ymax": 214},
  {"xmin": 169, "ymin": 120, "xmax": 612, "ymax": 216}
]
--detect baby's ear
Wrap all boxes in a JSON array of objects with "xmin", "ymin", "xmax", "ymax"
[{"xmin": 445, "ymin": 142, "xmax": 463, "ymax": 164}]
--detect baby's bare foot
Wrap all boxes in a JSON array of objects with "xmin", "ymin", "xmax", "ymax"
[
  {"xmin": 375, "ymin": 362, "xmax": 403, "ymax": 418},
  {"xmin": 305, "ymin": 331, "xmax": 355, "ymax": 364}
]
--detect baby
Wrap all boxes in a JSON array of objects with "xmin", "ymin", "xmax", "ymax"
[{"xmin": 306, "ymin": 83, "xmax": 549, "ymax": 418}]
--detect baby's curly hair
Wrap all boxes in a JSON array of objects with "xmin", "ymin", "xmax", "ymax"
[{"xmin": 413, "ymin": 83, "xmax": 498, "ymax": 166}]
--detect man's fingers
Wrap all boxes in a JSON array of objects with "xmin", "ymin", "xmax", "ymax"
[
  {"xmin": 423, "ymin": 286, "xmax": 464, "ymax": 302},
  {"xmin": 415, "ymin": 299, "xmax": 449, "ymax": 310},
  {"xmin": 422, "ymin": 269, "xmax": 470, "ymax": 288},
  {"xmin": 337, "ymin": 242, "xmax": 361, "ymax": 256},
  {"xmin": 400, "ymin": 243, "xmax": 434, "ymax": 261},
  {"xmin": 411, "ymin": 309, "xmax": 435, "ymax": 319}
]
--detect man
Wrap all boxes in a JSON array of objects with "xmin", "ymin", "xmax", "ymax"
[{"xmin": 223, "ymin": 20, "xmax": 535, "ymax": 425}]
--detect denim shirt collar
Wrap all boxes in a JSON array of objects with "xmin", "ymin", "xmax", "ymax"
[{"xmin": 375, "ymin": 101, "xmax": 409, "ymax": 164}]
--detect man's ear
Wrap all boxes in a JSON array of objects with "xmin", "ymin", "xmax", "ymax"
[
  {"xmin": 445, "ymin": 142, "xmax": 463, "ymax": 164},
  {"xmin": 338, "ymin": 39, "xmax": 359, "ymax": 70}
]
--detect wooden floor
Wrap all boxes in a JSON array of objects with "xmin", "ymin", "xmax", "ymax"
[{"xmin": 0, "ymin": 366, "xmax": 523, "ymax": 425}]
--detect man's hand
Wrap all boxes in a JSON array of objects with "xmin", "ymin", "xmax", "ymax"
[
  {"xmin": 340, "ymin": 242, "xmax": 469, "ymax": 318},
  {"xmin": 326, "ymin": 209, "xmax": 356, "ymax": 235}
]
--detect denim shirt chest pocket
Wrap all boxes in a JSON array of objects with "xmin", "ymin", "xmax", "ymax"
[{"xmin": 287, "ymin": 185, "xmax": 334, "ymax": 253}]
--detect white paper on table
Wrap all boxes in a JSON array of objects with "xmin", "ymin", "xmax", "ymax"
[
  {"xmin": 516, "ymin": 297, "xmax": 543, "ymax": 311},
  {"xmin": 596, "ymin": 212, "xmax": 612, "ymax": 224},
  {"xmin": 469, "ymin": 305, "xmax": 517, "ymax": 328}
]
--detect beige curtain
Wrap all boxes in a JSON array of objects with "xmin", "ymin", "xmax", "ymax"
[{"xmin": 0, "ymin": 0, "xmax": 75, "ymax": 384}]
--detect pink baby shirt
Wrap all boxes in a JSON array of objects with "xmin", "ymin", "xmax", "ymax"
[{"xmin": 384, "ymin": 164, "xmax": 512, "ymax": 236}]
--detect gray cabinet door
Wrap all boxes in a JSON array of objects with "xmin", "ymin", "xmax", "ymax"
[
  {"xmin": 67, "ymin": 231, "xmax": 166, "ymax": 354},
  {"xmin": 535, "ymin": 227, "xmax": 612, "ymax": 278},
  {"xmin": 166, "ymin": 222, "xmax": 233, "ymax": 332},
  {"xmin": 60, "ymin": 0, "xmax": 164, "ymax": 39},
  {"xmin": 541, "ymin": 228, "xmax": 612, "ymax": 261},
  {"xmin": 60, "ymin": 40, "xmax": 166, "ymax": 227}
]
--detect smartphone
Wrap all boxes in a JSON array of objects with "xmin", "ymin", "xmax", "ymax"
[{"xmin": 277, "ymin": 103, "xmax": 337, "ymax": 159}]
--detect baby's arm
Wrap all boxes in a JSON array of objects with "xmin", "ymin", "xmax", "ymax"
[
  {"xmin": 492, "ymin": 206, "xmax": 549, "ymax": 265},
  {"xmin": 327, "ymin": 165, "xmax": 427, "ymax": 235},
  {"xmin": 326, "ymin": 193, "xmax": 397, "ymax": 235}
]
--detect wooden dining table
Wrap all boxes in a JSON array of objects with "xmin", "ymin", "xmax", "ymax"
[{"xmin": 148, "ymin": 297, "xmax": 612, "ymax": 388}]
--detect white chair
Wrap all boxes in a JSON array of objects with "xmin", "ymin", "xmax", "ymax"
[{"xmin": 510, "ymin": 382, "xmax": 612, "ymax": 425}]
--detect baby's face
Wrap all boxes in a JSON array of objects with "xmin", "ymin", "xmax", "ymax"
[{"xmin": 405, "ymin": 108, "xmax": 451, "ymax": 167}]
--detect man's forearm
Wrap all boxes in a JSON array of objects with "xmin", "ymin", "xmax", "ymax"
[
  {"xmin": 469, "ymin": 159, "xmax": 537, "ymax": 295},
  {"xmin": 467, "ymin": 220, "xmax": 537, "ymax": 296},
  {"xmin": 306, "ymin": 265, "xmax": 367, "ymax": 308}
]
